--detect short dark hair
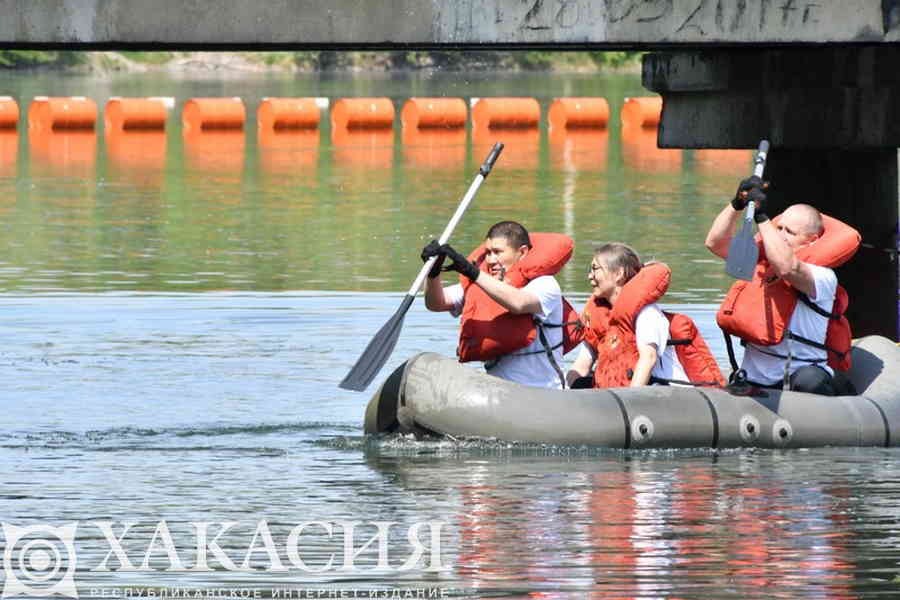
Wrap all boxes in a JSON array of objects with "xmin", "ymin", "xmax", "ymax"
[{"xmin": 486, "ymin": 221, "xmax": 532, "ymax": 249}]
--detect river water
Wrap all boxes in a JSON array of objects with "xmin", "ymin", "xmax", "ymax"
[{"xmin": 1, "ymin": 68, "xmax": 899, "ymax": 598}]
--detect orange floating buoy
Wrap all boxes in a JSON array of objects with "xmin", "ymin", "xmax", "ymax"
[
  {"xmin": 258, "ymin": 98, "xmax": 320, "ymax": 131},
  {"xmin": 400, "ymin": 98, "xmax": 467, "ymax": 129},
  {"xmin": 401, "ymin": 127, "xmax": 466, "ymax": 168},
  {"xmin": 548, "ymin": 98, "xmax": 609, "ymax": 130},
  {"xmin": 331, "ymin": 98, "xmax": 394, "ymax": 130},
  {"xmin": 471, "ymin": 98, "xmax": 540, "ymax": 130},
  {"xmin": 105, "ymin": 97, "xmax": 168, "ymax": 131},
  {"xmin": 182, "ymin": 98, "xmax": 246, "ymax": 132},
  {"xmin": 28, "ymin": 97, "xmax": 97, "ymax": 131},
  {"xmin": 620, "ymin": 97, "xmax": 663, "ymax": 129},
  {"xmin": 549, "ymin": 127, "xmax": 608, "ymax": 172},
  {"xmin": 0, "ymin": 97, "xmax": 19, "ymax": 130}
]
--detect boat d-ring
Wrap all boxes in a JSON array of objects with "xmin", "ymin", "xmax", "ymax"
[
  {"xmin": 772, "ymin": 418, "xmax": 794, "ymax": 447},
  {"xmin": 739, "ymin": 415, "xmax": 761, "ymax": 444},
  {"xmin": 631, "ymin": 415, "xmax": 654, "ymax": 445}
]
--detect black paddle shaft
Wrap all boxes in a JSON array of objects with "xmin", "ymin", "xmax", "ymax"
[{"xmin": 725, "ymin": 140, "xmax": 769, "ymax": 281}]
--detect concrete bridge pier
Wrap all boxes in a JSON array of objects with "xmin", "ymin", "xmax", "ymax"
[{"xmin": 644, "ymin": 49, "xmax": 900, "ymax": 340}]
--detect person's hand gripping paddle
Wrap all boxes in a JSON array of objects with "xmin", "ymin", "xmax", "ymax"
[
  {"xmin": 339, "ymin": 143, "xmax": 504, "ymax": 392},
  {"xmin": 725, "ymin": 140, "xmax": 770, "ymax": 280}
]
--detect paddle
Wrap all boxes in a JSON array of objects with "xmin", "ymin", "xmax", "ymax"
[
  {"xmin": 339, "ymin": 142, "xmax": 505, "ymax": 392},
  {"xmin": 725, "ymin": 140, "xmax": 770, "ymax": 281}
]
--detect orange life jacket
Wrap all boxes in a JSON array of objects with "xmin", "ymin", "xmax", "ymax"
[
  {"xmin": 457, "ymin": 232, "xmax": 583, "ymax": 362},
  {"xmin": 716, "ymin": 213, "xmax": 860, "ymax": 371},
  {"xmin": 583, "ymin": 263, "xmax": 725, "ymax": 388}
]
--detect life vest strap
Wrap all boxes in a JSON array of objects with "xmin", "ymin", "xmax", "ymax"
[
  {"xmin": 743, "ymin": 336, "xmax": 831, "ymax": 363},
  {"xmin": 722, "ymin": 327, "xmax": 847, "ymax": 381},
  {"xmin": 537, "ymin": 322, "xmax": 567, "ymax": 389},
  {"xmin": 797, "ymin": 293, "xmax": 841, "ymax": 320},
  {"xmin": 507, "ymin": 318, "xmax": 579, "ymax": 356},
  {"xmin": 486, "ymin": 319, "xmax": 567, "ymax": 389},
  {"xmin": 723, "ymin": 332, "xmax": 740, "ymax": 373}
]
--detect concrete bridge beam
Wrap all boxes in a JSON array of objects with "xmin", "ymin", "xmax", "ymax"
[{"xmin": 645, "ymin": 49, "xmax": 900, "ymax": 340}]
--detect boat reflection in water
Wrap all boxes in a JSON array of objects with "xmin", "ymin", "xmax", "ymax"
[{"xmin": 366, "ymin": 449, "xmax": 859, "ymax": 597}]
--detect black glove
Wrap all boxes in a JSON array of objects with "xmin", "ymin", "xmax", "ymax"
[
  {"xmin": 732, "ymin": 175, "xmax": 765, "ymax": 211},
  {"xmin": 749, "ymin": 187, "xmax": 769, "ymax": 223},
  {"xmin": 420, "ymin": 239, "xmax": 445, "ymax": 278},
  {"xmin": 439, "ymin": 244, "xmax": 481, "ymax": 282}
]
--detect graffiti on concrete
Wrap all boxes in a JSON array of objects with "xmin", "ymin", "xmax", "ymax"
[{"xmin": 460, "ymin": 0, "xmax": 882, "ymax": 41}]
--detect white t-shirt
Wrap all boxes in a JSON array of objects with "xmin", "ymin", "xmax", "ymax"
[
  {"xmin": 741, "ymin": 263, "xmax": 837, "ymax": 385},
  {"xmin": 635, "ymin": 304, "xmax": 689, "ymax": 383},
  {"xmin": 575, "ymin": 302, "xmax": 687, "ymax": 385},
  {"xmin": 445, "ymin": 275, "xmax": 564, "ymax": 389}
]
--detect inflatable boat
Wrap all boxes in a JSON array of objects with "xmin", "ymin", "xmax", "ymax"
[{"xmin": 364, "ymin": 335, "xmax": 900, "ymax": 449}]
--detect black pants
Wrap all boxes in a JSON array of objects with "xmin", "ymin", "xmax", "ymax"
[{"xmin": 758, "ymin": 365, "xmax": 857, "ymax": 396}]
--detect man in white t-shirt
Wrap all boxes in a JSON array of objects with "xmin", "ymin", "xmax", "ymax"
[
  {"xmin": 421, "ymin": 221, "xmax": 565, "ymax": 389},
  {"xmin": 705, "ymin": 179, "xmax": 849, "ymax": 395}
]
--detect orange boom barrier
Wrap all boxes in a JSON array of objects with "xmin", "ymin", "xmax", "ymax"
[
  {"xmin": 401, "ymin": 98, "xmax": 467, "ymax": 129},
  {"xmin": 620, "ymin": 96, "xmax": 662, "ymax": 128},
  {"xmin": 548, "ymin": 98, "xmax": 609, "ymax": 130},
  {"xmin": 105, "ymin": 98, "xmax": 167, "ymax": 131},
  {"xmin": 0, "ymin": 97, "xmax": 18, "ymax": 129},
  {"xmin": 258, "ymin": 98, "xmax": 320, "ymax": 130},
  {"xmin": 472, "ymin": 98, "xmax": 540, "ymax": 129},
  {"xmin": 29, "ymin": 97, "xmax": 97, "ymax": 131},
  {"xmin": 182, "ymin": 98, "xmax": 246, "ymax": 132},
  {"xmin": 331, "ymin": 98, "xmax": 394, "ymax": 130}
]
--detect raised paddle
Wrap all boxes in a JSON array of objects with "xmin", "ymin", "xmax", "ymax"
[
  {"xmin": 339, "ymin": 142, "xmax": 505, "ymax": 392},
  {"xmin": 725, "ymin": 140, "xmax": 770, "ymax": 281}
]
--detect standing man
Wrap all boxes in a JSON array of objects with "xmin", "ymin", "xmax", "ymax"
[
  {"xmin": 704, "ymin": 177, "xmax": 858, "ymax": 395},
  {"xmin": 421, "ymin": 221, "xmax": 570, "ymax": 389}
]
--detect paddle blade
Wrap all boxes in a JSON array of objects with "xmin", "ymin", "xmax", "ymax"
[
  {"xmin": 339, "ymin": 295, "xmax": 415, "ymax": 391},
  {"xmin": 725, "ymin": 218, "xmax": 758, "ymax": 281}
]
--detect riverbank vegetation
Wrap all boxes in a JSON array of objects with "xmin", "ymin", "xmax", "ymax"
[{"xmin": 0, "ymin": 50, "xmax": 640, "ymax": 73}]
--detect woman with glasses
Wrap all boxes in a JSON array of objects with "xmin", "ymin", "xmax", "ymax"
[{"xmin": 567, "ymin": 243, "xmax": 723, "ymax": 389}]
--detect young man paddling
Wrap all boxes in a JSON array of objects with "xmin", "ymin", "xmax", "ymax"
[{"xmin": 420, "ymin": 221, "xmax": 569, "ymax": 389}]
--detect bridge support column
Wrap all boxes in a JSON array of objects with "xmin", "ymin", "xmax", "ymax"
[{"xmin": 644, "ymin": 48, "xmax": 900, "ymax": 340}]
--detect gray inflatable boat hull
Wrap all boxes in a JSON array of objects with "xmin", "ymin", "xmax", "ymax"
[{"xmin": 364, "ymin": 335, "xmax": 900, "ymax": 449}]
